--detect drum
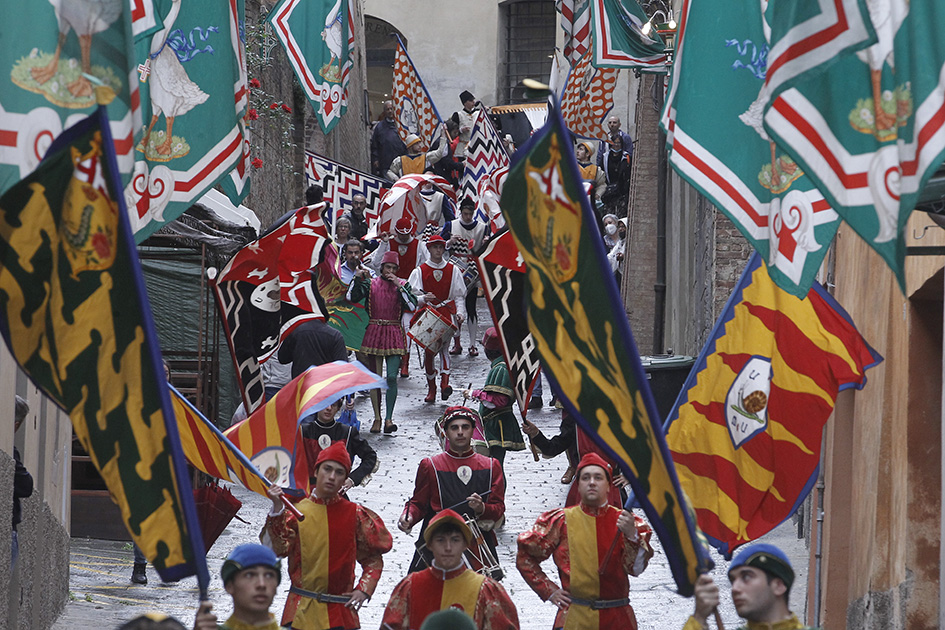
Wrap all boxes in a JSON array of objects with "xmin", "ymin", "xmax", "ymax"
[
  {"xmin": 449, "ymin": 254, "xmax": 480, "ymax": 293},
  {"xmin": 407, "ymin": 306, "xmax": 457, "ymax": 354}
]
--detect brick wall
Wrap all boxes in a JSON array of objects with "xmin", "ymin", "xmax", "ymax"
[
  {"xmin": 244, "ymin": 0, "xmax": 371, "ymax": 231},
  {"xmin": 621, "ymin": 73, "xmax": 659, "ymax": 353}
]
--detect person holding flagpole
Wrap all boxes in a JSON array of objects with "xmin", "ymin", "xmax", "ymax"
[{"xmin": 265, "ymin": 442, "xmax": 392, "ymax": 630}]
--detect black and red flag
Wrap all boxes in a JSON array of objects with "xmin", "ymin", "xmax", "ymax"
[{"xmin": 213, "ymin": 203, "xmax": 331, "ymax": 413}]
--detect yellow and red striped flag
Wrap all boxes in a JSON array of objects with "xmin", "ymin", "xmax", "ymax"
[
  {"xmin": 171, "ymin": 388, "xmax": 272, "ymax": 497},
  {"xmin": 665, "ymin": 253, "xmax": 882, "ymax": 555},
  {"xmin": 224, "ymin": 361, "xmax": 386, "ymax": 497}
]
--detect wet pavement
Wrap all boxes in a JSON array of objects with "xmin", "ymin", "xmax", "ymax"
[{"xmin": 53, "ymin": 308, "xmax": 809, "ymax": 629}]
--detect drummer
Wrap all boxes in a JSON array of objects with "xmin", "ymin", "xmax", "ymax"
[
  {"xmin": 407, "ymin": 234, "xmax": 467, "ymax": 403},
  {"xmin": 442, "ymin": 197, "xmax": 488, "ymax": 357}
]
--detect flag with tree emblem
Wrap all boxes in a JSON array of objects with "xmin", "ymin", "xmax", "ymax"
[
  {"xmin": 663, "ymin": 0, "xmax": 843, "ymax": 297},
  {"xmin": 588, "ymin": 0, "xmax": 668, "ymax": 70},
  {"xmin": 501, "ymin": 101, "xmax": 712, "ymax": 596},
  {"xmin": 665, "ymin": 252, "xmax": 882, "ymax": 555},
  {"xmin": 0, "ymin": 1, "xmax": 140, "ymax": 197},
  {"xmin": 129, "ymin": 0, "xmax": 247, "ymax": 241},
  {"xmin": 0, "ymin": 108, "xmax": 208, "ymax": 586},
  {"xmin": 762, "ymin": 2, "xmax": 945, "ymax": 290},
  {"xmin": 268, "ymin": 0, "xmax": 353, "ymax": 134}
]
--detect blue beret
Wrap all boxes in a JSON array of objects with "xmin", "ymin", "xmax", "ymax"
[
  {"xmin": 220, "ymin": 544, "xmax": 281, "ymax": 585},
  {"xmin": 729, "ymin": 543, "xmax": 794, "ymax": 590}
]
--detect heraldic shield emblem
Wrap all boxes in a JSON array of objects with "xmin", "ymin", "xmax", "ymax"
[
  {"xmin": 725, "ymin": 356, "xmax": 772, "ymax": 448},
  {"xmin": 523, "ymin": 134, "xmax": 580, "ymax": 284}
]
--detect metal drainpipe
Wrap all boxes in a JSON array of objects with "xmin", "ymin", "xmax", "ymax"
[
  {"xmin": 653, "ymin": 77, "xmax": 667, "ymax": 354},
  {"xmin": 814, "ymin": 474, "xmax": 825, "ymax": 627}
]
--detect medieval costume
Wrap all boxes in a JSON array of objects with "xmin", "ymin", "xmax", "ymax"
[
  {"xmin": 401, "ymin": 407, "xmax": 506, "ymax": 577},
  {"xmin": 406, "ymin": 235, "xmax": 467, "ymax": 402},
  {"xmin": 348, "ymin": 250, "xmax": 417, "ymax": 433},
  {"xmin": 443, "ymin": 207, "xmax": 487, "ymax": 355},
  {"xmin": 265, "ymin": 443, "xmax": 393, "ymax": 630},
  {"xmin": 471, "ymin": 328, "xmax": 526, "ymax": 467},
  {"xmin": 301, "ymin": 415, "xmax": 377, "ymax": 487},
  {"xmin": 517, "ymin": 453, "xmax": 654, "ymax": 630},
  {"xmin": 382, "ymin": 510, "xmax": 518, "ymax": 630},
  {"xmin": 386, "ymin": 133, "xmax": 448, "ymax": 181}
]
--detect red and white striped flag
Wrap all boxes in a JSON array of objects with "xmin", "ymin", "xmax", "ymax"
[
  {"xmin": 558, "ymin": 0, "xmax": 591, "ymax": 66},
  {"xmin": 561, "ymin": 49, "xmax": 619, "ymax": 142}
]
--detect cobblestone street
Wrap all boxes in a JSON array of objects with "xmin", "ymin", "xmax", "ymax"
[{"xmin": 53, "ymin": 315, "xmax": 809, "ymax": 629}]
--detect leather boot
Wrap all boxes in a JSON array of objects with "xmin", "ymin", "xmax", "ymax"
[
  {"xmin": 370, "ymin": 417, "xmax": 382, "ymax": 434},
  {"xmin": 424, "ymin": 378, "xmax": 437, "ymax": 403},
  {"xmin": 440, "ymin": 374, "xmax": 453, "ymax": 400},
  {"xmin": 131, "ymin": 562, "xmax": 147, "ymax": 585},
  {"xmin": 449, "ymin": 336, "xmax": 462, "ymax": 355}
]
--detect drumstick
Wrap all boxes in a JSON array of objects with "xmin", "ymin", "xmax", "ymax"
[{"xmin": 442, "ymin": 490, "xmax": 492, "ymax": 513}]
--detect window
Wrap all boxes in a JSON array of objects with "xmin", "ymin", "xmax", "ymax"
[{"xmin": 500, "ymin": 0, "xmax": 556, "ymax": 105}]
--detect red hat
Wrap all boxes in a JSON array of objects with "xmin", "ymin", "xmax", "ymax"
[
  {"xmin": 426, "ymin": 234, "xmax": 446, "ymax": 246},
  {"xmin": 314, "ymin": 441, "xmax": 351, "ymax": 475},
  {"xmin": 423, "ymin": 508, "xmax": 473, "ymax": 545},
  {"xmin": 575, "ymin": 452, "xmax": 612, "ymax": 482},
  {"xmin": 395, "ymin": 216, "xmax": 414, "ymax": 235},
  {"xmin": 482, "ymin": 327, "xmax": 501, "ymax": 352},
  {"xmin": 438, "ymin": 405, "xmax": 480, "ymax": 430},
  {"xmin": 381, "ymin": 250, "xmax": 400, "ymax": 266}
]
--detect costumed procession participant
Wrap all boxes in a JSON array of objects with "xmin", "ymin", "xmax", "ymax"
[
  {"xmin": 596, "ymin": 115, "xmax": 634, "ymax": 164},
  {"xmin": 432, "ymin": 119, "xmax": 464, "ymax": 188},
  {"xmin": 265, "ymin": 442, "xmax": 393, "ymax": 630},
  {"xmin": 442, "ymin": 197, "xmax": 487, "ymax": 357},
  {"xmin": 371, "ymin": 216, "xmax": 429, "ymax": 378},
  {"xmin": 467, "ymin": 327, "xmax": 525, "ymax": 468},
  {"xmin": 417, "ymin": 181, "xmax": 455, "ymax": 240},
  {"xmin": 194, "ymin": 544, "xmax": 281, "ymax": 630},
  {"xmin": 686, "ymin": 544, "xmax": 808, "ymax": 630},
  {"xmin": 399, "ymin": 406, "xmax": 506, "ymax": 577},
  {"xmin": 348, "ymin": 250, "xmax": 416, "ymax": 434},
  {"xmin": 452, "ymin": 90, "xmax": 484, "ymax": 160},
  {"xmin": 382, "ymin": 510, "xmax": 520, "ymax": 630},
  {"xmin": 386, "ymin": 128, "xmax": 449, "ymax": 181},
  {"xmin": 574, "ymin": 141, "xmax": 606, "ymax": 206},
  {"xmin": 301, "ymin": 398, "xmax": 377, "ymax": 489},
  {"xmin": 600, "ymin": 134, "xmax": 632, "ymax": 217},
  {"xmin": 517, "ymin": 453, "xmax": 654, "ymax": 630},
  {"xmin": 343, "ymin": 194, "xmax": 371, "ymax": 241},
  {"xmin": 371, "ymin": 100, "xmax": 407, "ymax": 181},
  {"xmin": 407, "ymin": 234, "xmax": 467, "ymax": 402}
]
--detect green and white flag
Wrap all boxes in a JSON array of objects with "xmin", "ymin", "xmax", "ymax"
[
  {"xmin": 0, "ymin": 1, "xmax": 141, "ymax": 197},
  {"xmin": 589, "ymin": 0, "xmax": 667, "ymax": 70},
  {"xmin": 664, "ymin": 0, "xmax": 842, "ymax": 297},
  {"xmin": 127, "ymin": 0, "xmax": 247, "ymax": 242},
  {"xmin": 267, "ymin": 0, "xmax": 354, "ymax": 134},
  {"xmin": 763, "ymin": 1, "xmax": 944, "ymax": 289}
]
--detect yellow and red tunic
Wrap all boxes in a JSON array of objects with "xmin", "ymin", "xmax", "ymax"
[
  {"xmin": 381, "ymin": 563, "xmax": 519, "ymax": 630},
  {"xmin": 516, "ymin": 503, "xmax": 654, "ymax": 630},
  {"xmin": 401, "ymin": 154, "xmax": 427, "ymax": 175},
  {"xmin": 266, "ymin": 494, "xmax": 392, "ymax": 630}
]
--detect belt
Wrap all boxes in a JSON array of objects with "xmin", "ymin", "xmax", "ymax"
[
  {"xmin": 568, "ymin": 596, "xmax": 630, "ymax": 610},
  {"xmin": 373, "ymin": 319, "xmax": 400, "ymax": 325},
  {"xmin": 289, "ymin": 585, "xmax": 351, "ymax": 604}
]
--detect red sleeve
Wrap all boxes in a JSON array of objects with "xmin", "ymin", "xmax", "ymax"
[
  {"xmin": 516, "ymin": 509, "xmax": 565, "ymax": 601},
  {"xmin": 264, "ymin": 510, "xmax": 299, "ymax": 558},
  {"xmin": 380, "ymin": 575, "xmax": 413, "ymax": 630},
  {"xmin": 481, "ymin": 457, "xmax": 506, "ymax": 522},
  {"xmin": 475, "ymin": 577, "xmax": 521, "ymax": 630},
  {"xmin": 621, "ymin": 513, "xmax": 654, "ymax": 577},
  {"xmin": 354, "ymin": 504, "xmax": 394, "ymax": 596},
  {"xmin": 403, "ymin": 457, "xmax": 435, "ymax": 524}
]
